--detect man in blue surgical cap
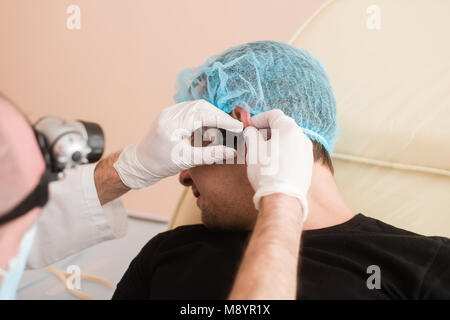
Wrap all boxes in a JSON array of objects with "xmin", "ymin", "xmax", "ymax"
[{"xmin": 112, "ymin": 41, "xmax": 450, "ymax": 300}]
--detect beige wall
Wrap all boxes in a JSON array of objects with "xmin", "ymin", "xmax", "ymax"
[{"xmin": 0, "ymin": 0, "xmax": 325, "ymax": 217}]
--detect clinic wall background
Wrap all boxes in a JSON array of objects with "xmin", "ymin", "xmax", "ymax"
[{"xmin": 0, "ymin": 0, "xmax": 325, "ymax": 217}]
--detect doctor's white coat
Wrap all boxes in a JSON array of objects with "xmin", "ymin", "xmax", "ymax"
[{"xmin": 26, "ymin": 164, "xmax": 128, "ymax": 269}]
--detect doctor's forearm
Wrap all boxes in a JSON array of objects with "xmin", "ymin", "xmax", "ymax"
[
  {"xmin": 229, "ymin": 193, "xmax": 304, "ymax": 300},
  {"xmin": 94, "ymin": 151, "xmax": 130, "ymax": 205}
]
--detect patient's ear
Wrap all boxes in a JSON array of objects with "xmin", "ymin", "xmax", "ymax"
[
  {"xmin": 179, "ymin": 170, "xmax": 192, "ymax": 187},
  {"xmin": 231, "ymin": 107, "xmax": 253, "ymax": 128}
]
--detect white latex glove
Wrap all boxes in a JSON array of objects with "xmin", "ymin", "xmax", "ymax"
[
  {"xmin": 114, "ymin": 100, "xmax": 243, "ymax": 189},
  {"xmin": 243, "ymin": 109, "xmax": 313, "ymax": 221}
]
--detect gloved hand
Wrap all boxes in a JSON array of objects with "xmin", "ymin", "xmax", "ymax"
[
  {"xmin": 114, "ymin": 100, "xmax": 243, "ymax": 189},
  {"xmin": 243, "ymin": 109, "xmax": 313, "ymax": 221}
]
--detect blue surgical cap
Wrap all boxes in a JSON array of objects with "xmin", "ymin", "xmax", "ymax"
[{"xmin": 174, "ymin": 40, "xmax": 339, "ymax": 154}]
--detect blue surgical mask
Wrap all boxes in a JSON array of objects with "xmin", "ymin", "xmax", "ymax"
[{"xmin": 0, "ymin": 224, "xmax": 37, "ymax": 300}]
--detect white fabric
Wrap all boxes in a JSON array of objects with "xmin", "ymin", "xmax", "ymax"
[
  {"xmin": 244, "ymin": 110, "xmax": 313, "ymax": 221},
  {"xmin": 114, "ymin": 100, "xmax": 243, "ymax": 189},
  {"xmin": 27, "ymin": 164, "xmax": 128, "ymax": 269}
]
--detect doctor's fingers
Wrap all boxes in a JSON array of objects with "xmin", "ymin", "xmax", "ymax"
[
  {"xmin": 243, "ymin": 126, "xmax": 267, "ymax": 165},
  {"xmin": 250, "ymin": 109, "xmax": 297, "ymax": 130},
  {"xmin": 191, "ymin": 101, "xmax": 243, "ymax": 133}
]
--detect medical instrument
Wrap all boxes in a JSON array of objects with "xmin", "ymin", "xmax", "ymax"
[{"xmin": 34, "ymin": 117, "xmax": 104, "ymax": 180}]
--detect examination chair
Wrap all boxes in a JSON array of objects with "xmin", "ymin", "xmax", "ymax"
[{"xmin": 169, "ymin": 0, "xmax": 450, "ymax": 238}]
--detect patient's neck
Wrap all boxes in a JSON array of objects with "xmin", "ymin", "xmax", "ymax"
[{"xmin": 303, "ymin": 163, "xmax": 355, "ymax": 231}]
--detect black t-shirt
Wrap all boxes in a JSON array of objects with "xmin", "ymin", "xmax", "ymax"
[{"xmin": 112, "ymin": 214, "xmax": 450, "ymax": 299}]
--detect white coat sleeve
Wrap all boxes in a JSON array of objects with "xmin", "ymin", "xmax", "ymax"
[{"xmin": 26, "ymin": 163, "xmax": 128, "ymax": 269}]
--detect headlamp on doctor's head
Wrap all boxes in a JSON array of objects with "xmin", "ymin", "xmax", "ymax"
[{"xmin": 0, "ymin": 117, "xmax": 105, "ymax": 226}]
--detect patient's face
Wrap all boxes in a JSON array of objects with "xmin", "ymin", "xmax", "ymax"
[
  {"xmin": 180, "ymin": 163, "xmax": 258, "ymax": 230},
  {"xmin": 178, "ymin": 107, "xmax": 258, "ymax": 230}
]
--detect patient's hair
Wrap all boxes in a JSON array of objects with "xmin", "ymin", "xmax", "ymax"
[{"xmin": 312, "ymin": 140, "xmax": 334, "ymax": 174}]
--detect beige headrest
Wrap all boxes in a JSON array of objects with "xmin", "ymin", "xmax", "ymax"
[{"xmin": 170, "ymin": 0, "xmax": 450, "ymax": 237}]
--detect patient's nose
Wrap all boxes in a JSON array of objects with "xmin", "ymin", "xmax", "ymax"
[{"xmin": 179, "ymin": 170, "xmax": 192, "ymax": 186}]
